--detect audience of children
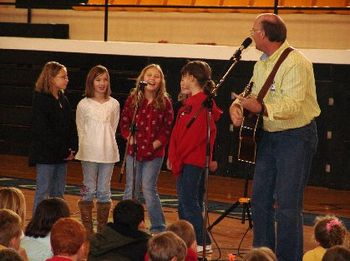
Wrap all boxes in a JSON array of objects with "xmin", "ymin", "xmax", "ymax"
[
  {"xmin": 21, "ymin": 198, "xmax": 70, "ymax": 261},
  {"xmin": 0, "ymin": 187, "xmax": 27, "ymax": 229},
  {"xmin": 322, "ymin": 245, "xmax": 350, "ymax": 261},
  {"xmin": 0, "ymin": 209, "xmax": 28, "ymax": 261},
  {"xmin": 88, "ymin": 199, "xmax": 151, "ymax": 261},
  {"xmin": 47, "ymin": 217, "xmax": 87, "ymax": 261},
  {"xmin": 2, "ymin": 184, "xmax": 350, "ymax": 261},
  {"xmin": 303, "ymin": 215, "xmax": 347, "ymax": 261},
  {"xmin": 147, "ymin": 231, "xmax": 187, "ymax": 261}
]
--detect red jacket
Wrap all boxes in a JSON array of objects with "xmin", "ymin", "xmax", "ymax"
[
  {"xmin": 168, "ymin": 92, "xmax": 222, "ymax": 176},
  {"xmin": 120, "ymin": 95, "xmax": 174, "ymax": 161}
]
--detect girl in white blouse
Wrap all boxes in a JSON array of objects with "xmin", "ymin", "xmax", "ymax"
[{"xmin": 75, "ymin": 65, "xmax": 120, "ymax": 236}]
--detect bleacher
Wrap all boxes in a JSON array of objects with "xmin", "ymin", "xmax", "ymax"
[{"xmin": 72, "ymin": 0, "xmax": 350, "ymax": 13}]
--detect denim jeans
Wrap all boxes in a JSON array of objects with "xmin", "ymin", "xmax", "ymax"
[
  {"xmin": 251, "ymin": 121, "xmax": 318, "ymax": 261},
  {"xmin": 33, "ymin": 163, "xmax": 67, "ymax": 212},
  {"xmin": 176, "ymin": 164, "xmax": 211, "ymax": 246},
  {"xmin": 81, "ymin": 161, "xmax": 114, "ymax": 202},
  {"xmin": 123, "ymin": 155, "xmax": 165, "ymax": 233}
]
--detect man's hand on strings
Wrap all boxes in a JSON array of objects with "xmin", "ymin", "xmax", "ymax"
[
  {"xmin": 233, "ymin": 93, "xmax": 263, "ymax": 114},
  {"xmin": 229, "ymin": 102, "xmax": 243, "ymax": 127}
]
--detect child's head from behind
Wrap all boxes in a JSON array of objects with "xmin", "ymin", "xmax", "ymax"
[
  {"xmin": 85, "ymin": 65, "xmax": 111, "ymax": 99},
  {"xmin": 148, "ymin": 231, "xmax": 187, "ymax": 261},
  {"xmin": 25, "ymin": 197, "xmax": 70, "ymax": 238},
  {"xmin": 50, "ymin": 217, "xmax": 86, "ymax": 257},
  {"xmin": 166, "ymin": 220, "xmax": 196, "ymax": 249},
  {"xmin": 0, "ymin": 187, "xmax": 26, "ymax": 229},
  {"xmin": 0, "ymin": 209, "xmax": 22, "ymax": 250},
  {"xmin": 113, "ymin": 199, "xmax": 145, "ymax": 230},
  {"xmin": 35, "ymin": 61, "xmax": 67, "ymax": 94},
  {"xmin": 180, "ymin": 60, "xmax": 215, "ymax": 95},
  {"xmin": 314, "ymin": 215, "xmax": 347, "ymax": 248},
  {"xmin": 243, "ymin": 247, "xmax": 277, "ymax": 261},
  {"xmin": 322, "ymin": 245, "xmax": 350, "ymax": 261},
  {"xmin": 0, "ymin": 248, "xmax": 23, "ymax": 261}
]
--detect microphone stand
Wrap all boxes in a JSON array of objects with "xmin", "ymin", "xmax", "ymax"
[
  {"xmin": 186, "ymin": 51, "xmax": 244, "ymax": 261},
  {"xmin": 200, "ymin": 96, "xmax": 213, "ymax": 261},
  {"xmin": 119, "ymin": 90, "xmax": 142, "ymax": 200}
]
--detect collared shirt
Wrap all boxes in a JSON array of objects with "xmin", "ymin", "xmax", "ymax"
[{"xmin": 251, "ymin": 41, "xmax": 320, "ymax": 132}]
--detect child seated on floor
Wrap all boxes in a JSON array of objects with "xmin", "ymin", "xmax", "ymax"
[
  {"xmin": 303, "ymin": 215, "xmax": 347, "ymax": 261},
  {"xmin": 46, "ymin": 217, "xmax": 87, "ymax": 261},
  {"xmin": 21, "ymin": 198, "xmax": 70, "ymax": 261},
  {"xmin": 88, "ymin": 199, "xmax": 151, "ymax": 261},
  {"xmin": 147, "ymin": 231, "xmax": 187, "ymax": 261},
  {"xmin": 322, "ymin": 245, "xmax": 350, "ymax": 261},
  {"xmin": 0, "ymin": 209, "xmax": 28, "ymax": 261},
  {"xmin": 242, "ymin": 247, "xmax": 277, "ymax": 261},
  {"xmin": 0, "ymin": 248, "xmax": 24, "ymax": 261},
  {"xmin": 145, "ymin": 220, "xmax": 198, "ymax": 261},
  {"xmin": 167, "ymin": 220, "xmax": 198, "ymax": 261},
  {"xmin": 0, "ymin": 187, "xmax": 26, "ymax": 230}
]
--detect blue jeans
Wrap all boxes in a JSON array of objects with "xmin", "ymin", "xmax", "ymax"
[
  {"xmin": 251, "ymin": 121, "xmax": 318, "ymax": 261},
  {"xmin": 176, "ymin": 164, "xmax": 211, "ymax": 246},
  {"xmin": 33, "ymin": 163, "xmax": 67, "ymax": 212},
  {"xmin": 81, "ymin": 161, "xmax": 114, "ymax": 202},
  {"xmin": 123, "ymin": 155, "xmax": 165, "ymax": 233}
]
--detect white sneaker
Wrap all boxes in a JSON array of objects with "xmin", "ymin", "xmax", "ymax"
[{"xmin": 197, "ymin": 244, "xmax": 213, "ymax": 254}]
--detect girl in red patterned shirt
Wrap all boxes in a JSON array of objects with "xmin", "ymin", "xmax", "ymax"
[{"xmin": 120, "ymin": 64, "xmax": 174, "ymax": 234}]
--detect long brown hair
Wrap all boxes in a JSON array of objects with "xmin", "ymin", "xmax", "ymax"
[
  {"xmin": 85, "ymin": 65, "xmax": 111, "ymax": 98},
  {"xmin": 35, "ymin": 61, "xmax": 66, "ymax": 95},
  {"xmin": 180, "ymin": 60, "xmax": 216, "ymax": 96},
  {"xmin": 130, "ymin": 64, "xmax": 169, "ymax": 110}
]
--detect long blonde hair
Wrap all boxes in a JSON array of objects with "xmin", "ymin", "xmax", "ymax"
[
  {"xmin": 0, "ymin": 187, "xmax": 26, "ymax": 229},
  {"xmin": 130, "ymin": 64, "xmax": 169, "ymax": 110}
]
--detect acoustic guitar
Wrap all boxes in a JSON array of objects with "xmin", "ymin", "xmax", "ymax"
[{"xmin": 237, "ymin": 82, "xmax": 262, "ymax": 164}]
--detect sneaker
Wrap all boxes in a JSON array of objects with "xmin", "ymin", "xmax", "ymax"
[{"xmin": 197, "ymin": 244, "xmax": 213, "ymax": 254}]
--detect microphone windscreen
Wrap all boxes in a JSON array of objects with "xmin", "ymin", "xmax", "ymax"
[{"xmin": 242, "ymin": 37, "xmax": 253, "ymax": 49}]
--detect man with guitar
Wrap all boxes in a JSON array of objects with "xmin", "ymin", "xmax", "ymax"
[{"xmin": 229, "ymin": 13, "xmax": 320, "ymax": 261}]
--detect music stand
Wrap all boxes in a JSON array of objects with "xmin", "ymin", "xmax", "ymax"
[{"xmin": 208, "ymin": 162, "xmax": 253, "ymax": 231}]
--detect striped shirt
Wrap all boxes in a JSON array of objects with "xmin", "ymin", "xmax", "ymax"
[{"xmin": 251, "ymin": 41, "xmax": 320, "ymax": 132}]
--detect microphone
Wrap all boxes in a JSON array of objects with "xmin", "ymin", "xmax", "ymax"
[
  {"xmin": 137, "ymin": 80, "xmax": 148, "ymax": 92},
  {"xmin": 139, "ymin": 81, "xmax": 148, "ymax": 87},
  {"xmin": 230, "ymin": 37, "xmax": 252, "ymax": 60}
]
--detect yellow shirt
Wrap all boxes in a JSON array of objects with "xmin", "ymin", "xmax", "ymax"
[
  {"xmin": 251, "ymin": 41, "xmax": 320, "ymax": 132},
  {"xmin": 303, "ymin": 246, "xmax": 326, "ymax": 261}
]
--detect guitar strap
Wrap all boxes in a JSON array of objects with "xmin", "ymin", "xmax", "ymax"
[{"xmin": 256, "ymin": 47, "xmax": 294, "ymax": 103}]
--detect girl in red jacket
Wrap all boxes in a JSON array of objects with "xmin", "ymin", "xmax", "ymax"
[{"xmin": 167, "ymin": 60, "xmax": 222, "ymax": 253}]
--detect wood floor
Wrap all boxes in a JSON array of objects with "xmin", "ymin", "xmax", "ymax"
[{"xmin": 1, "ymin": 154, "xmax": 350, "ymax": 260}]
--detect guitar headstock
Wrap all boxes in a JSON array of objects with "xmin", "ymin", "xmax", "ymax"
[{"xmin": 242, "ymin": 82, "xmax": 254, "ymax": 98}]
